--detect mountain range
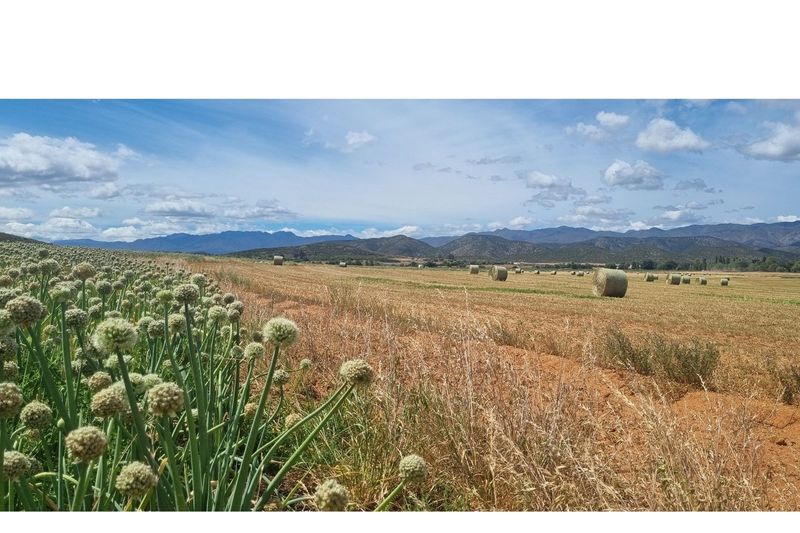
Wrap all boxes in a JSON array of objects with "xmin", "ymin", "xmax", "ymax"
[
  {"xmin": 50, "ymin": 220, "xmax": 800, "ymax": 264},
  {"xmin": 421, "ymin": 221, "xmax": 800, "ymax": 251},
  {"xmin": 234, "ymin": 233, "xmax": 799, "ymax": 264},
  {"xmin": 57, "ymin": 231, "xmax": 357, "ymax": 254}
]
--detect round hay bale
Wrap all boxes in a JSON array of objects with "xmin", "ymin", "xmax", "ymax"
[
  {"xmin": 699, "ymin": 277, "xmax": 707, "ymax": 285},
  {"xmin": 570, "ymin": 271, "xmax": 576, "ymax": 275},
  {"xmin": 339, "ymin": 262, "xmax": 347, "ymax": 268},
  {"xmin": 577, "ymin": 271, "xmax": 584, "ymax": 277},
  {"xmin": 666, "ymin": 273, "xmax": 681, "ymax": 285},
  {"xmin": 514, "ymin": 267, "xmax": 523, "ymax": 274},
  {"xmin": 468, "ymin": 265, "xmax": 480, "ymax": 275},
  {"xmin": 273, "ymin": 255, "xmax": 284, "ymax": 266},
  {"xmin": 489, "ymin": 265, "xmax": 508, "ymax": 281},
  {"xmin": 680, "ymin": 275, "xmax": 691, "ymax": 284},
  {"xmin": 654, "ymin": 274, "xmax": 659, "ymax": 281},
  {"xmin": 592, "ymin": 268, "xmax": 628, "ymax": 298},
  {"xmin": 534, "ymin": 269, "xmax": 540, "ymax": 274},
  {"xmin": 720, "ymin": 278, "xmax": 729, "ymax": 286},
  {"xmin": 551, "ymin": 270, "xmax": 557, "ymax": 275},
  {"xmin": 644, "ymin": 272, "xmax": 656, "ymax": 282}
]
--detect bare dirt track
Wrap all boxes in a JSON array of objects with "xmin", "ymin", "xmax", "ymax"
[{"xmin": 179, "ymin": 258, "xmax": 800, "ymax": 510}]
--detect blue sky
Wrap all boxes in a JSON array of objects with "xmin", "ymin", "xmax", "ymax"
[{"xmin": 0, "ymin": 99, "xmax": 798, "ymax": 241}]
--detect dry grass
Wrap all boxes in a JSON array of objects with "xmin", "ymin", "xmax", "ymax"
[{"xmin": 175, "ymin": 257, "xmax": 800, "ymax": 510}]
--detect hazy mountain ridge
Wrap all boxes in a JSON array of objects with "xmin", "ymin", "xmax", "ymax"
[
  {"xmin": 462, "ymin": 221, "xmax": 800, "ymax": 250},
  {"xmin": 56, "ymin": 231, "xmax": 357, "ymax": 254},
  {"xmin": 48, "ymin": 221, "xmax": 800, "ymax": 260},
  {"xmin": 426, "ymin": 233, "xmax": 799, "ymax": 263},
  {"xmin": 230, "ymin": 232, "xmax": 800, "ymax": 264},
  {"xmin": 436, "ymin": 234, "xmax": 540, "ymax": 261}
]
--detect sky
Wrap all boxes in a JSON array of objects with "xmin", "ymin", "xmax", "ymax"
[{"xmin": 0, "ymin": 99, "xmax": 798, "ymax": 242}]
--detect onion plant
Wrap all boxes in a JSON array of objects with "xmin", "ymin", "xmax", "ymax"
[{"xmin": 0, "ymin": 243, "xmax": 424, "ymax": 511}]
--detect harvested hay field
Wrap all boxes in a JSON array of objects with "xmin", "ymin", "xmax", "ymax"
[{"xmin": 180, "ymin": 257, "xmax": 800, "ymax": 510}]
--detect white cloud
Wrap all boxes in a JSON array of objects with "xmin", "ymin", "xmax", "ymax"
[
  {"xmin": 508, "ymin": 216, "xmax": 533, "ymax": 228},
  {"xmin": 0, "ymin": 133, "xmax": 132, "ymax": 191},
  {"xmin": 424, "ymin": 223, "xmax": 484, "ymax": 236},
  {"xmin": 305, "ymin": 128, "xmax": 377, "ymax": 153},
  {"xmin": 673, "ymin": 178, "xmax": 718, "ymax": 193},
  {"xmin": 627, "ymin": 221, "xmax": 650, "ymax": 231},
  {"xmin": 0, "ymin": 222, "xmax": 37, "ymax": 237},
  {"xmin": 559, "ymin": 206, "xmax": 634, "ymax": 227},
  {"xmin": 567, "ymin": 122, "xmax": 606, "ymax": 141},
  {"xmin": 342, "ymin": 130, "xmax": 376, "ymax": 152},
  {"xmin": 776, "ymin": 215, "xmax": 800, "ymax": 222},
  {"xmin": 595, "ymin": 111, "xmax": 629, "ymax": 129},
  {"xmin": 603, "ymin": 159, "xmax": 664, "ymax": 190},
  {"xmin": 121, "ymin": 217, "xmax": 147, "ymax": 225},
  {"xmin": 489, "ymin": 216, "xmax": 534, "ymax": 230},
  {"xmin": 724, "ymin": 205, "xmax": 755, "ymax": 214},
  {"xmin": 277, "ymin": 227, "xmax": 345, "ymax": 238},
  {"xmin": 466, "ymin": 155, "xmax": 522, "ymax": 165},
  {"xmin": 725, "ymin": 102, "xmax": 747, "ymax": 114},
  {"xmin": 524, "ymin": 171, "xmax": 570, "ymax": 189},
  {"xmin": 648, "ymin": 209, "xmax": 705, "ymax": 226},
  {"xmin": 653, "ymin": 199, "xmax": 723, "ymax": 212},
  {"xmin": 2, "ymin": 216, "xmax": 98, "ymax": 240},
  {"xmin": 684, "ymin": 199, "xmax": 723, "ymax": 209},
  {"xmin": 658, "ymin": 210, "xmax": 702, "ymax": 223},
  {"xmin": 739, "ymin": 122, "xmax": 800, "ymax": 161},
  {"xmin": 222, "ymin": 199, "xmax": 296, "ymax": 220},
  {"xmin": 0, "ymin": 207, "xmax": 34, "ymax": 220},
  {"xmin": 567, "ymin": 111, "xmax": 629, "ymax": 141},
  {"xmin": 87, "ymin": 182, "xmax": 123, "ymax": 199},
  {"xmin": 635, "ymin": 118, "xmax": 711, "ymax": 153},
  {"xmin": 99, "ymin": 218, "xmax": 190, "ymax": 241},
  {"xmin": 43, "ymin": 217, "xmax": 97, "ymax": 235},
  {"xmin": 280, "ymin": 223, "xmax": 484, "ymax": 239},
  {"xmin": 573, "ymin": 194, "xmax": 612, "ymax": 206},
  {"xmin": 520, "ymin": 170, "xmax": 586, "ymax": 207},
  {"xmin": 145, "ymin": 199, "xmax": 215, "ymax": 218},
  {"xmin": 356, "ymin": 225, "xmax": 420, "ymax": 238},
  {"xmin": 49, "ymin": 206, "xmax": 100, "ymax": 219},
  {"xmin": 301, "ymin": 128, "xmax": 316, "ymax": 147},
  {"xmin": 682, "ymin": 100, "xmax": 713, "ymax": 108},
  {"xmin": 115, "ymin": 145, "xmax": 136, "ymax": 159},
  {"xmin": 98, "ymin": 226, "xmax": 141, "ymax": 241}
]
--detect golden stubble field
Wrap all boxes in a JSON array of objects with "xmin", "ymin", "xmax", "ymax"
[{"xmin": 178, "ymin": 257, "xmax": 800, "ymax": 510}]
